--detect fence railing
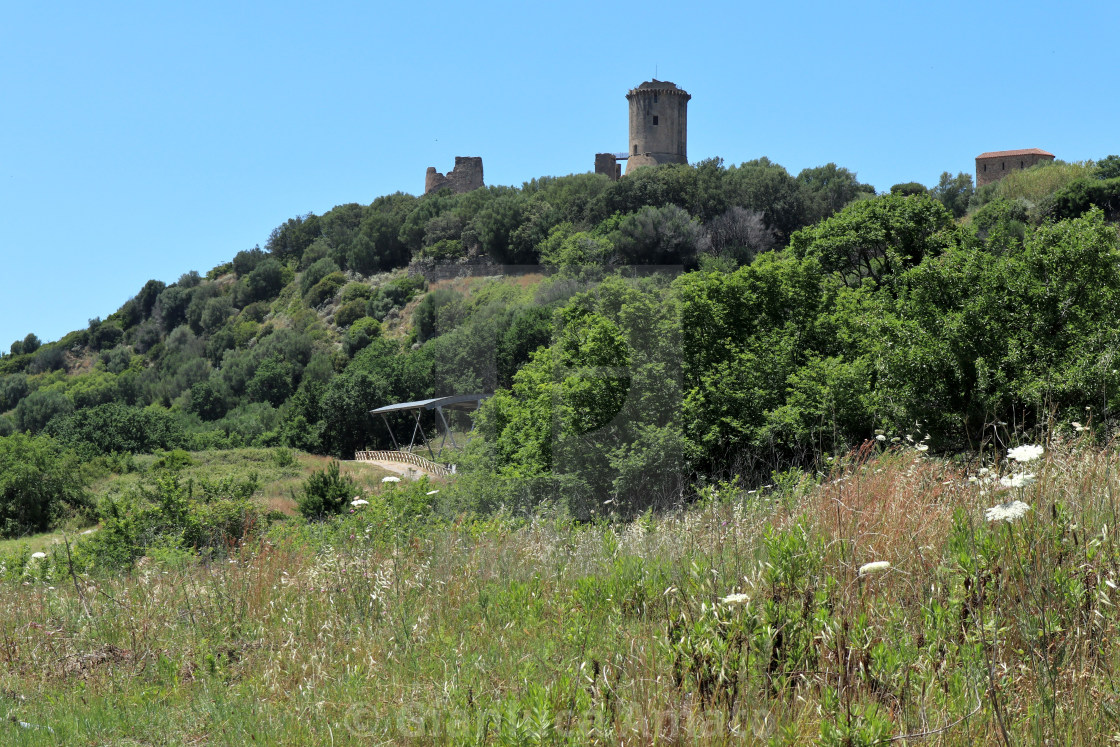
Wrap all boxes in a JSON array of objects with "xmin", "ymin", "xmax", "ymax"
[{"xmin": 354, "ymin": 450, "xmax": 455, "ymax": 478}]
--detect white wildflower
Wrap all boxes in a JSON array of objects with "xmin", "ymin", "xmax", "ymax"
[
  {"xmin": 721, "ymin": 592, "xmax": 750, "ymax": 605},
  {"xmin": 1011, "ymin": 473, "xmax": 1036, "ymax": 488},
  {"xmin": 1072, "ymin": 421, "xmax": 1087, "ymax": 432},
  {"xmin": 985, "ymin": 500, "xmax": 1031, "ymax": 523},
  {"xmin": 426, "ymin": 490, "xmax": 439, "ymax": 495},
  {"xmin": 1008, "ymin": 444, "xmax": 1044, "ymax": 463},
  {"xmin": 30, "ymin": 552, "xmax": 47, "ymax": 560},
  {"xmin": 915, "ymin": 444, "xmax": 929, "ymax": 452},
  {"xmin": 351, "ymin": 498, "xmax": 369, "ymax": 507},
  {"xmin": 858, "ymin": 561, "xmax": 891, "ymax": 576},
  {"xmin": 875, "ymin": 435, "xmax": 886, "ymax": 442},
  {"xmin": 381, "ymin": 476, "xmax": 401, "ymax": 483}
]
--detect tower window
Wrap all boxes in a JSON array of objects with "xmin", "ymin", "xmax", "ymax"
[
  {"xmin": 653, "ymin": 94, "xmax": 658, "ymax": 103},
  {"xmin": 1020, "ymin": 160, "xmax": 1024, "ymax": 168},
  {"xmin": 633, "ymin": 144, "xmax": 638, "ymax": 155},
  {"xmin": 652, "ymin": 116, "xmax": 659, "ymax": 126},
  {"xmin": 1002, "ymin": 162, "xmax": 1005, "ymax": 170},
  {"xmin": 983, "ymin": 164, "xmax": 987, "ymax": 172}
]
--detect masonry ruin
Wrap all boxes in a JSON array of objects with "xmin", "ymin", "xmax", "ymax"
[
  {"xmin": 425, "ymin": 156, "xmax": 484, "ymax": 195},
  {"xmin": 975, "ymin": 148, "xmax": 1055, "ymax": 187}
]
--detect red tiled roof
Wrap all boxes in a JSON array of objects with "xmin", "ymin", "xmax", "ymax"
[{"xmin": 976, "ymin": 148, "xmax": 1054, "ymax": 160}]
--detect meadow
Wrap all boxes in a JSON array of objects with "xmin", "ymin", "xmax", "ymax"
[{"xmin": 1, "ymin": 432, "xmax": 1117, "ymax": 745}]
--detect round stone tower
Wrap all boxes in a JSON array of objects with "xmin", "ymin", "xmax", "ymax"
[{"xmin": 625, "ymin": 80, "xmax": 690, "ymax": 175}]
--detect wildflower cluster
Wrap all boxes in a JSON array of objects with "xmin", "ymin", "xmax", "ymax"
[{"xmin": 970, "ymin": 443, "xmax": 1044, "ymax": 523}]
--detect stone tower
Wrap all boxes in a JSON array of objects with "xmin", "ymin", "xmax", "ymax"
[
  {"xmin": 425, "ymin": 156, "xmax": 484, "ymax": 195},
  {"xmin": 625, "ymin": 80, "xmax": 690, "ymax": 175}
]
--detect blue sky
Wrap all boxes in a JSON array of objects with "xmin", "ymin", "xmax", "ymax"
[{"xmin": 2, "ymin": 0, "xmax": 1117, "ymax": 348}]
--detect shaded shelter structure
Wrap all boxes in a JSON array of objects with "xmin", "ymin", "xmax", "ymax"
[{"xmin": 369, "ymin": 394, "xmax": 490, "ymax": 459}]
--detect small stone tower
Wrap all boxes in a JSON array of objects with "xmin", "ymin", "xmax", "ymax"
[
  {"xmin": 625, "ymin": 80, "xmax": 690, "ymax": 175},
  {"xmin": 425, "ymin": 156, "xmax": 484, "ymax": 195}
]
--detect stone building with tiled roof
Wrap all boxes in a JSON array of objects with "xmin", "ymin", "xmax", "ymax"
[{"xmin": 975, "ymin": 148, "xmax": 1055, "ymax": 187}]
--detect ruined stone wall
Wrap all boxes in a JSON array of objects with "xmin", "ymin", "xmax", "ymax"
[
  {"xmin": 975, "ymin": 152, "xmax": 1055, "ymax": 187},
  {"xmin": 594, "ymin": 153, "xmax": 621, "ymax": 181},
  {"xmin": 425, "ymin": 156, "xmax": 484, "ymax": 195}
]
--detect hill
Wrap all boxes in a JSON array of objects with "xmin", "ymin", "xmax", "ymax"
[{"xmin": 0, "ymin": 154, "xmax": 1119, "ymax": 525}]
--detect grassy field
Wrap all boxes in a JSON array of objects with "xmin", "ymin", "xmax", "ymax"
[{"xmin": 2, "ymin": 438, "xmax": 1119, "ymax": 744}]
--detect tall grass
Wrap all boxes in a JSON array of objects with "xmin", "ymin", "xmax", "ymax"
[{"xmin": 1, "ymin": 436, "xmax": 1118, "ymax": 743}]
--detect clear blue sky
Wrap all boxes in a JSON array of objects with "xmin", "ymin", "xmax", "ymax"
[{"xmin": 2, "ymin": 0, "xmax": 1117, "ymax": 348}]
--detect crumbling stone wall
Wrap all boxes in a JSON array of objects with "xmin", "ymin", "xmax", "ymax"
[
  {"xmin": 594, "ymin": 153, "xmax": 621, "ymax": 181},
  {"xmin": 425, "ymin": 156, "xmax": 484, "ymax": 195}
]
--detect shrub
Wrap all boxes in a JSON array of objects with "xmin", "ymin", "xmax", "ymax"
[
  {"xmin": 0, "ymin": 374, "xmax": 29, "ymax": 412},
  {"xmin": 334, "ymin": 299, "xmax": 367, "ymax": 329},
  {"xmin": 0, "ymin": 433, "xmax": 89, "ymax": 538},
  {"xmin": 304, "ymin": 271, "xmax": 347, "ymax": 308},
  {"xmin": 299, "ymin": 257, "xmax": 341, "ymax": 296},
  {"xmin": 79, "ymin": 472, "xmax": 262, "ymax": 569},
  {"xmin": 296, "ymin": 461, "xmax": 356, "ymax": 519},
  {"xmin": 339, "ymin": 282, "xmax": 373, "ymax": 305},
  {"xmin": 15, "ymin": 388, "xmax": 73, "ymax": 433},
  {"xmin": 45, "ymin": 403, "xmax": 186, "ymax": 457}
]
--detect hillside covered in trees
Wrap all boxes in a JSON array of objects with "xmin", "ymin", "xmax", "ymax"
[{"xmin": 2, "ymin": 154, "xmax": 1120, "ymax": 533}]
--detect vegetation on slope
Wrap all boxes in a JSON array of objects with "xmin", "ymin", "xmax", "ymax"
[
  {"xmin": 1, "ymin": 436, "xmax": 1118, "ymax": 743},
  {"xmin": 0, "ymin": 152, "xmax": 1119, "ymax": 741}
]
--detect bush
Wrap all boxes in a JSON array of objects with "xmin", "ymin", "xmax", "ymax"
[
  {"xmin": 304, "ymin": 271, "xmax": 347, "ymax": 308},
  {"xmin": 79, "ymin": 472, "xmax": 262, "ymax": 570},
  {"xmin": 339, "ymin": 282, "xmax": 373, "ymax": 305},
  {"xmin": 0, "ymin": 433, "xmax": 89, "ymax": 538},
  {"xmin": 334, "ymin": 299, "xmax": 367, "ymax": 329},
  {"xmin": 890, "ymin": 182, "xmax": 928, "ymax": 196},
  {"xmin": 300, "ymin": 257, "xmax": 341, "ymax": 296},
  {"xmin": 296, "ymin": 461, "xmax": 356, "ymax": 519},
  {"xmin": 45, "ymin": 403, "xmax": 186, "ymax": 457},
  {"xmin": 0, "ymin": 374, "xmax": 29, "ymax": 412},
  {"xmin": 15, "ymin": 388, "xmax": 73, "ymax": 433}
]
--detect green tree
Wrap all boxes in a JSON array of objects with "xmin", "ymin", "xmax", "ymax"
[
  {"xmin": 612, "ymin": 204, "xmax": 705, "ymax": 266},
  {"xmin": 15, "ymin": 388, "xmax": 73, "ymax": 432},
  {"xmin": 246, "ymin": 355, "xmax": 295, "ymax": 406},
  {"xmin": 725, "ymin": 157, "xmax": 810, "ymax": 241},
  {"xmin": 0, "ymin": 374, "xmax": 29, "ymax": 412},
  {"xmin": 930, "ymin": 171, "xmax": 974, "ymax": 218},
  {"xmin": 0, "ymin": 433, "xmax": 88, "ymax": 537},
  {"xmin": 246, "ymin": 257, "xmax": 284, "ymax": 301},
  {"xmin": 790, "ymin": 193, "xmax": 956, "ymax": 290},
  {"xmin": 797, "ymin": 163, "xmax": 875, "ymax": 223},
  {"xmin": 890, "ymin": 182, "xmax": 928, "ymax": 196},
  {"xmin": 266, "ymin": 213, "xmax": 321, "ymax": 264},
  {"xmin": 1094, "ymin": 155, "xmax": 1120, "ymax": 180}
]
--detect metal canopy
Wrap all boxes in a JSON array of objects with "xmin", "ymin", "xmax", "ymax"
[
  {"xmin": 369, "ymin": 394, "xmax": 490, "ymax": 415},
  {"xmin": 369, "ymin": 394, "xmax": 490, "ymax": 459}
]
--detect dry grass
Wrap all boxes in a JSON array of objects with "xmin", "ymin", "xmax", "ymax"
[{"xmin": 2, "ymin": 439, "xmax": 1119, "ymax": 743}]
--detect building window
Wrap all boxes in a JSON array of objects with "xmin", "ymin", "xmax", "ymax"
[
  {"xmin": 1002, "ymin": 162, "xmax": 1005, "ymax": 170},
  {"xmin": 633, "ymin": 144, "xmax": 638, "ymax": 155},
  {"xmin": 983, "ymin": 164, "xmax": 987, "ymax": 172},
  {"xmin": 652, "ymin": 116, "xmax": 659, "ymax": 126},
  {"xmin": 1020, "ymin": 160, "xmax": 1024, "ymax": 168},
  {"xmin": 653, "ymin": 94, "xmax": 658, "ymax": 103}
]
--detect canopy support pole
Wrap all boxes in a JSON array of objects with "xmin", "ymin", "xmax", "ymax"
[{"xmin": 380, "ymin": 414, "xmax": 400, "ymax": 450}]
